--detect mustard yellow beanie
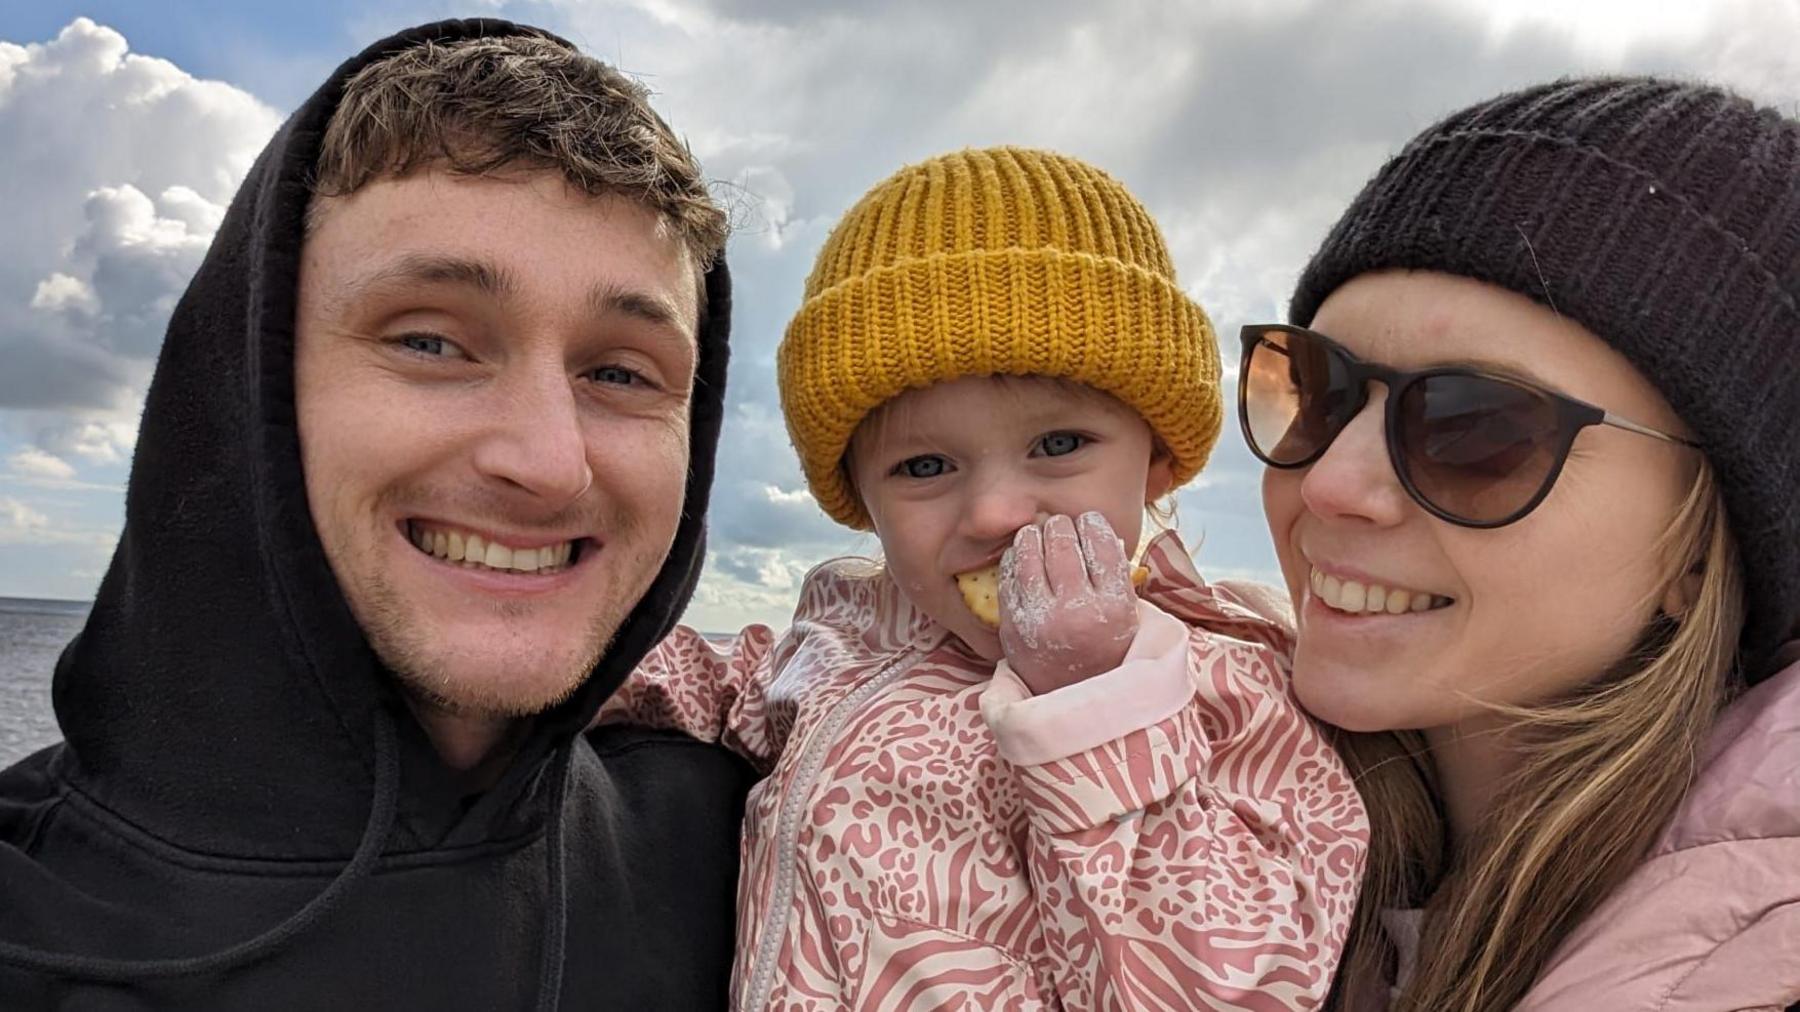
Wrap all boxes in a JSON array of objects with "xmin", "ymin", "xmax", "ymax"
[{"xmin": 778, "ymin": 146, "xmax": 1222, "ymax": 529}]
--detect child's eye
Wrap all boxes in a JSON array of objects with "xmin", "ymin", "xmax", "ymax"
[
  {"xmin": 893, "ymin": 455, "xmax": 950, "ymax": 479},
  {"xmin": 1036, "ymin": 432, "xmax": 1086, "ymax": 457}
]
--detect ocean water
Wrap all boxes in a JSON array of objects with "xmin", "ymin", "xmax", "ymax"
[
  {"xmin": 0, "ymin": 597, "xmax": 86, "ymax": 767},
  {"xmin": 0, "ymin": 598, "xmax": 735, "ymax": 769}
]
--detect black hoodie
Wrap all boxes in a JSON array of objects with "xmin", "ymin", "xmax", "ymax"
[{"xmin": 0, "ymin": 18, "xmax": 752, "ymax": 1011}]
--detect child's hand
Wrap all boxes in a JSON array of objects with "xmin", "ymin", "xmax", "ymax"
[{"xmin": 998, "ymin": 511, "xmax": 1139, "ymax": 695}]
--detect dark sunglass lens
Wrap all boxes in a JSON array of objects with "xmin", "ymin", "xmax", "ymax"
[
  {"xmin": 1397, "ymin": 374, "xmax": 1563, "ymax": 523},
  {"xmin": 1243, "ymin": 329, "xmax": 1349, "ymax": 465}
]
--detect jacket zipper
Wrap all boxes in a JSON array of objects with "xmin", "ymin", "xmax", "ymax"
[{"xmin": 741, "ymin": 644, "xmax": 930, "ymax": 1009}]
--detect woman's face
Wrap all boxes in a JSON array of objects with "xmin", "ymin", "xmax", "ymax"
[{"xmin": 1263, "ymin": 271, "xmax": 1698, "ymax": 734}]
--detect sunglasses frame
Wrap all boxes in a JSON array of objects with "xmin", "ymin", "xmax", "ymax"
[{"xmin": 1238, "ymin": 324, "xmax": 1700, "ymax": 529}]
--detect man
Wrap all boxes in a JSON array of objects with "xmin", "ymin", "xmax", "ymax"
[{"xmin": 0, "ymin": 19, "xmax": 751, "ymax": 1009}]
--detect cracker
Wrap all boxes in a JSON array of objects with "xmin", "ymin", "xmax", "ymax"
[
  {"xmin": 955, "ymin": 563, "xmax": 1148, "ymax": 629},
  {"xmin": 956, "ymin": 565, "xmax": 1001, "ymax": 629}
]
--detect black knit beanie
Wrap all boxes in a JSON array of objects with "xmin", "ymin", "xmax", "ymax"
[{"xmin": 1290, "ymin": 76, "xmax": 1800, "ymax": 682}]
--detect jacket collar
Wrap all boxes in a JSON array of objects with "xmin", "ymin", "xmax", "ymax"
[{"xmin": 1657, "ymin": 650, "xmax": 1800, "ymax": 853}]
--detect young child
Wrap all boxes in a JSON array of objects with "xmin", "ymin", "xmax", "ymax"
[{"xmin": 599, "ymin": 147, "xmax": 1368, "ymax": 1009}]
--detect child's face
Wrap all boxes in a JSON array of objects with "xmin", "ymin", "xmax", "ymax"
[{"xmin": 847, "ymin": 375, "xmax": 1171, "ymax": 661}]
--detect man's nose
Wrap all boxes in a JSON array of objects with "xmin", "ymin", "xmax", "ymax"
[
  {"xmin": 469, "ymin": 362, "xmax": 594, "ymax": 507},
  {"xmin": 1298, "ymin": 386, "xmax": 1410, "ymax": 526}
]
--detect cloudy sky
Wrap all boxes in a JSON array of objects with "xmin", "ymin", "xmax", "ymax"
[{"xmin": 0, "ymin": 1, "xmax": 1794, "ymax": 630}]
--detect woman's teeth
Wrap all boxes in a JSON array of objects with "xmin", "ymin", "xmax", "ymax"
[
  {"xmin": 407, "ymin": 522, "xmax": 576, "ymax": 574},
  {"xmin": 1309, "ymin": 567, "xmax": 1450, "ymax": 615}
]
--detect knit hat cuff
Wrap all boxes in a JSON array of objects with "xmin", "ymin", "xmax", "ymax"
[
  {"xmin": 781, "ymin": 246, "xmax": 1222, "ymax": 529},
  {"xmin": 1290, "ymin": 129, "xmax": 1798, "ymax": 334}
]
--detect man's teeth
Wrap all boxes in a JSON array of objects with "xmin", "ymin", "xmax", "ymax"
[
  {"xmin": 408, "ymin": 523, "xmax": 575, "ymax": 573},
  {"xmin": 1309, "ymin": 567, "xmax": 1450, "ymax": 615}
]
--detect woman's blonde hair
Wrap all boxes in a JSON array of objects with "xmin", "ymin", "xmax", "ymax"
[{"xmin": 1329, "ymin": 460, "xmax": 1746, "ymax": 1011}]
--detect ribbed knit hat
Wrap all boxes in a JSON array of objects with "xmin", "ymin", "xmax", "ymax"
[
  {"xmin": 1291, "ymin": 77, "xmax": 1800, "ymax": 680},
  {"xmin": 780, "ymin": 146, "xmax": 1221, "ymax": 530}
]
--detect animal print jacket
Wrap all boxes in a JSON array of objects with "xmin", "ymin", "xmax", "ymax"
[{"xmin": 599, "ymin": 531, "xmax": 1369, "ymax": 1010}]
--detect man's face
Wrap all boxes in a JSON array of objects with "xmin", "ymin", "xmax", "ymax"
[{"xmin": 295, "ymin": 169, "xmax": 699, "ymax": 719}]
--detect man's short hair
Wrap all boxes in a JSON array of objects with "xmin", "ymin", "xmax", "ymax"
[{"xmin": 309, "ymin": 33, "xmax": 727, "ymax": 268}]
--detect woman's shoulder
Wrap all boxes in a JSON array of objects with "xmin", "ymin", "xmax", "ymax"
[
  {"xmin": 1519, "ymin": 652, "xmax": 1800, "ymax": 1010},
  {"xmin": 1659, "ymin": 653, "xmax": 1800, "ymax": 854}
]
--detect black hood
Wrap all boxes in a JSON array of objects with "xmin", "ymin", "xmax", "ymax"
[{"xmin": 47, "ymin": 16, "xmax": 733, "ymax": 860}]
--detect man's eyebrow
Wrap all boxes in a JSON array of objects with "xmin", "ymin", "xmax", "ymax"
[
  {"xmin": 588, "ymin": 283, "xmax": 693, "ymax": 339},
  {"xmin": 342, "ymin": 253, "xmax": 518, "ymax": 304}
]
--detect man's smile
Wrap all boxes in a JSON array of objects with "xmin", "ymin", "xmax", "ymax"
[{"xmin": 403, "ymin": 519, "xmax": 590, "ymax": 575}]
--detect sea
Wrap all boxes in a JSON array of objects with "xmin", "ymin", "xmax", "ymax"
[
  {"xmin": 0, "ymin": 596, "xmax": 86, "ymax": 767},
  {"xmin": 0, "ymin": 598, "xmax": 739, "ymax": 768}
]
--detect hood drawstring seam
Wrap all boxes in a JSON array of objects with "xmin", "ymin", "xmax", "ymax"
[
  {"xmin": 0, "ymin": 712, "xmax": 400, "ymax": 981},
  {"xmin": 532, "ymin": 741, "xmax": 573, "ymax": 1012}
]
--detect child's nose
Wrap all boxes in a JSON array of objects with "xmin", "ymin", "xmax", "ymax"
[{"xmin": 960, "ymin": 480, "xmax": 1041, "ymax": 547}]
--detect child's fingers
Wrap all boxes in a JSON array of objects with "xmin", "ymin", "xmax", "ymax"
[
  {"xmin": 1077, "ymin": 511, "xmax": 1129, "ymax": 590},
  {"xmin": 1000, "ymin": 522, "xmax": 1047, "ymax": 619},
  {"xmin": 1040, "ymin": 514, "xmax": 1089, "ymax": 597}
]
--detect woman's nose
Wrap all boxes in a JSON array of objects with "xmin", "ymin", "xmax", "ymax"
[{"xmin": 1298, "ymin": 388, "xmax": 1411, "ymax": 527}]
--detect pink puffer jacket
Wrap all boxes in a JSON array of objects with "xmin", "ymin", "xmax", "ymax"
[
  {"xmin": 1517, "ymin": 646, "xmax": 1800, "ymax": 1011},
  {"xmin": 600, "ymin": 531, "xmax": 1369, "ymax": 1010}
]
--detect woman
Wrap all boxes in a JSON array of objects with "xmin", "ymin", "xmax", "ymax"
[{"xmin": 1239, "ymin": 77, "xmax": 1800, "ymax": 1010}]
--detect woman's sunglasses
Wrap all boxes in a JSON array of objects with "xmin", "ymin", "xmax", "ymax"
[{"xmin": 1238, "ymin": 324, "xmax": 1699, "ymax": 529}]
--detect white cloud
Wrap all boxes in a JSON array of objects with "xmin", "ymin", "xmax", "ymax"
[
  {"xmin": 1444, "ymin": 0, "xmax": 1719, "ymax": 59},
  {"xmin": 518, "ymin": 0, "xmax": 1797, "ymax": 629},
  {"xmin": 0, "ymin": 478, "xmax": 122, "ymax": 551},
  {"xmin": 0, "ymin": 19, "xmax": 277, "ymax": 594},
  {"xmin": 711, "ymin": 544, "xmax": 804, "ymax": 590},
  {"xmin": 6, "ymin": 448, "xmax": 76, "ymax": 482},
  {"xmin": 0, "ymin": 497, "xmax": 49, "ymax": 532},
  {"xmin": 0, "ymin": 16, "xmax": 280, "ymax": 416},
  {"xmin": 37, "ymin": 417, "xmax": 140, "ymax": 465},
  {"xmin": 4, "ymin": 7, "xmax": 1796, "ymax": 613},
  {"xmin": 762, "ymin": 484, "xmax": 811, "ymax": 506},
  {"xmin": 67, "ymin": 183, "xmax": 222, "ymax": 358},
  {"xmin": 30, "ymin": 273, "xmax": 100, "ymax": 316}
]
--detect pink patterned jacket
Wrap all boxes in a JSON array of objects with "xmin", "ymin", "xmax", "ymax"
[{"xmin": 599, "ymin": 531, "xmax": 1369, "ymax": 1010}]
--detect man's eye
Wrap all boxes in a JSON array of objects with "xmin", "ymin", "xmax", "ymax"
[
  {"xmin": 1037, "ymin": 432, "xmax": 1085, "ymax": 457},
  {"xmin": 589, "ymin": 365, "xmax": 642, "ymax": 386},
  {"xmin": 398, "ymin": 333, "xmax": 454, "ymax": 357},
  {"xmin": 895, "ymin": 455, "xmax": 949, "ymax": 479}
]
